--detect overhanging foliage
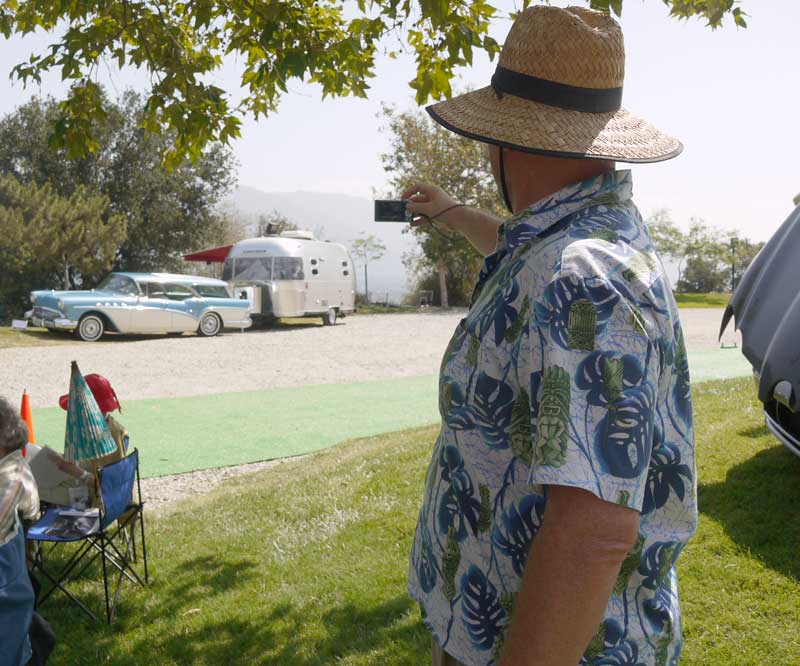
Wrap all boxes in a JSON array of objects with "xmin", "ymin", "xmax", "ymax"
[{"xmin": 0, "ymin": 0, "xmax": 747, "ymax": 166}]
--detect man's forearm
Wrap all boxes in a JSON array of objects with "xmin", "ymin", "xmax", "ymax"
[
  {"xmin": 444, "ymin": 206, "xmax": 503, "ymax": 256},
  {"xmin": 498, "ymin": 487, "xmax": 639, "ymax": 666}
]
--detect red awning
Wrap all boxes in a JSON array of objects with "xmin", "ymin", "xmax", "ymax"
[{"xmin": 183, "ymin": 245, "xmax": 233, "ymax": 263}]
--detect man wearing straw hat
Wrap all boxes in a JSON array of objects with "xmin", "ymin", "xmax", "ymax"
[{"xmin": 406, "ymin": 6, "xmax": 695, "ymax": 666}]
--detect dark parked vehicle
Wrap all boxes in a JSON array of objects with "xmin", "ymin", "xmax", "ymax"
[{"xmin": 721, "ymin": 200, "xmax": 800, "ymax": 456}]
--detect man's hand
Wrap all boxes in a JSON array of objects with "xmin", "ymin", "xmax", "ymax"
[
  {"xmin": 497, "ymin": 485, "xmax": 640, "ymax": 666},
  {"xmin": 401, "ymin": 182, "xmax": 503, "ymax": 256},
  {"xmin": 402, "ymin": 183, "xmax": 461, "ymax": 230}
]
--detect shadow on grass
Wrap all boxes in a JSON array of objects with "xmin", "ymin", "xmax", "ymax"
[
  {"xmin": 38, "ymin": 551, "xmax": 259, "ymax": 629},
  {"xmin": 737, "ymin": 423, "xmax": 769, "ymax": 439},
  {"xmin": 699, "ymin": 443, "xmax": 800, "ymax": 581},
  {"xmin": 43, "ymin": 547, "xmax": 427, "ymax": 666},
  {"xmin": 136, "ymin": 595, "xmax": 426, "ymax": 666}
]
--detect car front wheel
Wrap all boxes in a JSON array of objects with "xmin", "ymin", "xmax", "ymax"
[
  {"xmin": 76, "ymin": 314, "xmax": 105, "ymax": 342},
  {"xmin": 197, "ymin": 313, "xmax": 222, "ymax": 337}
]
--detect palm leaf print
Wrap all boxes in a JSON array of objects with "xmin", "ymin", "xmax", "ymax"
[{"xmin": 460, "ymin": 566, "xmax": 505, "ymax": 652}]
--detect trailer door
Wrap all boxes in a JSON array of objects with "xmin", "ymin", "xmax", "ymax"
[{"xmin": 304, "ymin": 253, "xmax": 330, "ymax": 313}]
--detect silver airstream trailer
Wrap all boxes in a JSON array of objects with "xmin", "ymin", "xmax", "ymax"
[{"xmin": 222, "ymin": 230, "xmax": 356, "ymax": 326}]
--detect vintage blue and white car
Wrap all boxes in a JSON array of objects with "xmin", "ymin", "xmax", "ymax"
[{"xmin": 27, "ymin": 272, "xmax": 252, "ymax": 341}]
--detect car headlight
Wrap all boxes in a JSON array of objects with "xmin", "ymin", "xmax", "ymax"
[{"xmin": 57, "ymin": 299, "xmax": 65, "ymax": 310}]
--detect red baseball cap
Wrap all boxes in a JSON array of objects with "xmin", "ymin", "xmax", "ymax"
[{"xmin": 59, "ymin": 373, "xmax": 121, "ymax": 414}]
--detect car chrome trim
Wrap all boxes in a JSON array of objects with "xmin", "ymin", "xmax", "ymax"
[{"xmin": 764, "ymin": 410, "xmax": 800, "ymax": 459}]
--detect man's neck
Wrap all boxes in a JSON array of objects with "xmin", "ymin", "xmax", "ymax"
[{"xmin": 509, "ymin": 154, "xmax": 615, "ymax": 213}]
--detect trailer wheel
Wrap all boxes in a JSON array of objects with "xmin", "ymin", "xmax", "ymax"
[{"xmin": 323, "ymin": 308, "xmax": 337, "ymax": 326}]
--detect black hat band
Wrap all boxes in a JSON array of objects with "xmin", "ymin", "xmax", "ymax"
[{"xmin": 490, "ymin": 65, "xmax": 623, "ymax": 113}]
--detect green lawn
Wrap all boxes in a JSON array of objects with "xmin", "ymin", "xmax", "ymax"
[
  {"xmin": 38, "ymin": 377, "xmax": 800, "ymax": 665},
  {"xmin": 0, "ymin": 326, "xmax": 78, "ymax": 348},
  {"xmin": 673, "ymin": 292, "xmax": 731, "ymax": 308}
]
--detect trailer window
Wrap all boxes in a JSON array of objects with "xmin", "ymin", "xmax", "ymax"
[
  {"xmin": 273, "ymin": 257, "xmax": 304, "ymax": 280},
  {"xmin": 227, "ymin": 257, "xmax": 273, "ymax": 282}
]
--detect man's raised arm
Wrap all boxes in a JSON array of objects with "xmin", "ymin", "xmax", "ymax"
[{"xmin": 403, "ymin": 183, "xmax": 503, "ymax": 257}]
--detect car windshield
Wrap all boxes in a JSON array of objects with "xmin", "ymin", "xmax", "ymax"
[
  {"xmin": 194, "ymin": 285, "xmax": 230, "ymax": 298},
  {"xmin": 97, "ymin": 274, "xmax": 139, "ymax": 295}
]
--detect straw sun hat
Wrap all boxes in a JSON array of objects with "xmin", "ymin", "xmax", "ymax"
[{"xmin": 427, "ymin": 5, "xmax": 682, "ymax": 163}]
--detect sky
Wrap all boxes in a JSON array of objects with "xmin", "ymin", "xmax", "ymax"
[{"xmin": 0, "ymin": 1, "xmax": 798, "ymax": 242}]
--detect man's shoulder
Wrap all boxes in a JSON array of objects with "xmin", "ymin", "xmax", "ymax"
[{"xmin": 550, "ymin": 202, "xmax": 661, "ymax": 296}]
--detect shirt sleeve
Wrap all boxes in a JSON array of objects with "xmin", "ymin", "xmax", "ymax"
[
  {"xmin": 527, "ymin": 268, "xmax": 658, "ymax": 511},
  {"xmin": 0, "ymin": 451, "xmax": 39, "ymax": 543},
  {"xmin": 19, "ymin": 458, "xmax": 40, "ymax": 522}
]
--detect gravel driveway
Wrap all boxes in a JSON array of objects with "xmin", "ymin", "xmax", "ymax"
[
  {"xmin": 1, "ymin": 308, "xmax": 737, "ymax": 409},
  {"xmin": 1, "ymin": 311, "xmax": 464, "ymax": 408}
]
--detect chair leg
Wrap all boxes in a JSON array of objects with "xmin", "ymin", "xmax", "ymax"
[
  {"xmin": 37, "ymin": 540, "xmax": 95, "ymax": 606},
  {"xmin": 31, "ymin": 554, "xmax": 98, "ymax": 622},
  {"xmin": 111, "ymin": 561, "xmax": 126, "ymax": 623},
  {"xmin": 104, "ymin": 539, "xmax": 145, "ymax": 587},
  {"xmin": 139, "ymin": 505, "xmax": 149, "ymax": 584},
  {"xmin": 101, "ymin": 537, "xmax": 112, "ymax": 625},
  {"xmin": 126, "ymin": 521, "xmax": 137, "ymax": 564},
  {"xmin": 30, "ymin": 505, "xmax": 149, "ymax": 623}
]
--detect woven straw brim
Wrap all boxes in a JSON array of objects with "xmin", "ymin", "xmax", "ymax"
[{"xmin": 427, "ymin": 86, "xmax": 682, "ymax": 163}]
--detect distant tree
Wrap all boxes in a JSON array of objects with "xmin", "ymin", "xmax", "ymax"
[
  {"xmin": 678, "ymin": 255, "xmax": 728, "ymax": 293},
  {"xmin": 0, "ymin": 91, "xmax": 237, "ymax": 272},
  {"xmin": 646, "ymin": 209, "xmax": 686, "ymax": 263},
  {"xmin": 351, "ymin": 233, "xmax": 387, "ymax": 302},
  {"xmin": 647, "ymin": 212, "xmax": 764, "ymax": 293},
  {"xmin": 381, "ymin": 104, "xmax": 505, "ymax": 307},
  {"xmin": 725, "ymin": 233, "xmax": 764, "ymax": 291},
  {"xmin": 0, "ymin": 1, "xmax": 744, "ymax": 164},
  {"xmin": 0, "ymin": 175, "xmax": 125, "ymax": 315},
  {"xmin": 256, "ymin": 210, "xmax": 298, "ymax": 237},
  {"xmin": 675, "ymin": 219, "xmax": 728, "ymax": 292}
]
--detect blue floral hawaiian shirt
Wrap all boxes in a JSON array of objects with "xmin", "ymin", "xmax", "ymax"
[{"xmin": 408, "ymin": 170, "xmax": 697, "ymax": 666}]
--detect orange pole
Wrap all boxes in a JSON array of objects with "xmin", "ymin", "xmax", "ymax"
[{"xmin": 20, "ymin": 389, "xmax": 34, "ymax": 456}]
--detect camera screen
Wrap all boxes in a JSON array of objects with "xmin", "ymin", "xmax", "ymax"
[{"xmin": 374, "ymin": 200, "xmax": 411, "ymax": 223}]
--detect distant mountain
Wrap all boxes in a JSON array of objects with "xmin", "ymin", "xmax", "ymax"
[{"xmin": 223, "ymin": 186, "xmax": 416, "ymax": 302}]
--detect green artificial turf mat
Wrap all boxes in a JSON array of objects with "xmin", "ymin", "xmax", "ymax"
[{"xmin": 33, "ymin": 374, "xmax": 440, "ymax": 478}]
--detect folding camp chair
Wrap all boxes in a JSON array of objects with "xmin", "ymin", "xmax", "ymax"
[{"xmin": 27, "ymin": 449, "xmax": 148, "ymax": 624}]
